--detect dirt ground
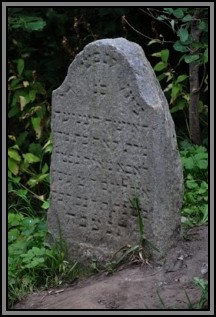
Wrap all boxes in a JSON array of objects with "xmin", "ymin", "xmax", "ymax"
[{"xmin": 13, "ymin": 225, "xmax": 208, "ymax": 310}]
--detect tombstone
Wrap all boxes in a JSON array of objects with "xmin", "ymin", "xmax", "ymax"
[{"xmin": 47, "ymin": 38, "xmax": 184, "ymax": 264}]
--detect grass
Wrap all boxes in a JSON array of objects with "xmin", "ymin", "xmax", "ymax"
[{"xmin": 155, "ymin": 277, "xmax": 208, "ymax": 310}]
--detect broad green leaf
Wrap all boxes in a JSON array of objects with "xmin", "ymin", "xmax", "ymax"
[
  {"xmin": 8, "ymin": 213, "xmax": 24, "ymax": 227},
  {"xmin": 8, "ymin": 148, "xmax": 21, "ymax": 162},
  {"xmin": 27, "ymin": 173, "xmax": 49, "ymax": 187},
  {"xmin": 186, "ymin": 180, "xmax": 198, "ymax": 189},
  {"xmin": 31, "ymin": 117, "xmax": 42, "ymax": 139},
  {"xmin": 182, "ymin": 14, "xmax": 192, "ymax": 22},
  {"xmin": 29, "ymin": 89, "xmax": 36, "ymax": 102},
  {"xmin": 42, "ymin": 200, "xmax": 50, "ymax": 210},
  {"xmin": 197, "ymin": 160, "xmax": 208, "ymax": 170},
  {"xmin": 17, "ymin": 131, "xmax": 28, "ymax": 146},
  {"xmin": 173, "ymin": 8, "xmax": 184, "ymax": 18},
  {"xmin": 42, "ymin": 163, "xmax": 49, "ymax": 174},
  {"xmin": 198, "ymin": 20, "xmax": 207, "ymax": 31},
  {"xmin": 182, "ymin": 157, "xmax": 194, "ymax": 170},
  {"xmin": 8, "ymin": 157, "xmax": 19, "ymax": 175},
  {"xmin": 173, "ymin": 41, "xmax": 188, "ymax": 52},
  {"xmin": 10, "ymin": 78, "xmax": 21, "ymax": 88},
  {"xmin": 178, "ymin": 28, "xmax": 189, "ymax": 43},
  {"xmin": 164, "ymin": 8, "xmax": 173, "ymax": 14},
  {"xmin": 161, "ymin": 49, "xmax": 169, "ymax": 63},
  {"xmin": 170, "ymin": 100, "xmax": 186, "ymax": 113},
  {"xmin": 17, "ymin": 59, "xmax": 24, "ymax": 76},
  {"xmin": 8, "ymin": 228, "xmax": 20, "ymax": 243},
  {"xmin": 184, "ymin": 54, "xmax": 200, "ymax": 63},
  {"xmin": 176, "ymin": 74, "xmax": 188, "ymax": 83},
  {"xmin": 29, "ymin": 143, "xmax": 42, "ymax": 158},
  {"xmin": 171, "ymin": 84, "xmax": 181, "ymax": 101},
  {"xmin": 25, "ymin": 20, "xmax": 46, "ymax": 31},
  {"xmin": 8, "ymin": 105, "xmax": 20, "ymax": 118},
  {"xmin": 16, "ymin": 189, "xmax": 28, "ymax": 198},
  {"xmin": 154, "ymin": 61, "xmax": 168, "ymax": 72},
  {"xmin": 23, "ymin": 153, "xmax": 41, "ymax": 164}
]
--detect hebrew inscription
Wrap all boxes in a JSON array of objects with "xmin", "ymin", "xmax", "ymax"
[{"xmin": 48, "ymin": 38, "xmax": 184, "ymax": 263}]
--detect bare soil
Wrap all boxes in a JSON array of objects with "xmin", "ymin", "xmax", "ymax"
[{"xmin": 13, "ymin": 226, "xmax": 208, "ymax": 310}]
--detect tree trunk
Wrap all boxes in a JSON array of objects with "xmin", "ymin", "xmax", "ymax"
[{"xmin": 189, "ymin": 9, "xmax": 203, "ymax": 145}]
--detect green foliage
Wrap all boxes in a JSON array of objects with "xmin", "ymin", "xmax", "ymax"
[
  {"xmin": 8, "ymin": 16, "xmax": 46, "ymax": 32},
  {"xmin": 179, "ymin": 140, "xmax": 208, "ymax": 227},
  {"xmin": 156, "ymin": 8, "xmax": 208, "ymax": 65},
  {"xmin": 193, "ymin": 277, "xmax": 208, "ymax": 309},
  {"xmin": 8, "ymin": 57, "xmax": 51, "ymax": 215},
  {"xmin": 8, "ymin": 212, "xmax": 78, "ymax": 307}
]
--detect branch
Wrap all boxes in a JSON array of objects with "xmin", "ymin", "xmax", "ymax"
[{"xmin": 122, "ymin": 16, "xmax": 174, "ymax": 43}]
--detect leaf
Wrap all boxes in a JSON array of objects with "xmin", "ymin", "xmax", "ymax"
[
  {"xmin": 171, "ymin": 84, "xmax": 181, "ymax": 101},
  {"xmin": 154, "ymin": 62, "xmax": 168, "ymax": 72},
  {"xmin": 29, "ymin": 89, "xmax": 36, "ymax": 102},
  {"xmin": 25, "ymin": 19, "xmax": 46, "ymax": 31},
  {"xmin": 170, "ymin": 100, "xmax": 187, "ymax": 113},
  {"xmin": 157, "ymin": 74, "xmax": 166, "ymax": 82},
  {"xmin": 8, "ymin": 228, "xmax": 20, "ymax": 243},
  {"xmin": 176, "ymin": 74, "xmax": 188, "ymax": 83},
  {"xmin": 42, "ymin": 163, "xmax": 49, "ymax": 174},
  {"xmin": 10, "ymin": 78, "xmax": 21, "ymax": 88},
  {"xmin": 8, "ymin": 213, "xmax": 24, "ymax": 227},
  {"xmin": 197, "ymin": 160, "xmax": 208, "ymax": 170},
  {"xmin": 42, "ymin": 200, "xmax": 50, "ymax": 210},
  {"xmin": 147, "ymin": 39, "xmax": 162, "ymax": 45},
  {"xmin": 161, "ymin": 49, "xmax": 169, "ymax": 63},
  {"xmin": 173, "ymin": 41, "xmax": 188, "ymax": 52},
  {"xmin": 173, "ymin": 8, "xmax": 184, "ymax": 18},
  {"xmin": 186, "ymin": 179, "xmax": 198, "ymax": 189},
  {"xmin": 178, "ymin": 28, "xmax": 189, "ymax": 43},
  {"xmin": 163, "ymin": 8, "xmax": 173, "ymax": 14},
  {"xmin": 170, "ymin": 19, "xmax": 175, "ymax": 31},
  {"xmin": 8, "ymin": 105, "xmax": 20, "ymax": 118},
  {"xmin": 42, "ymin": 139, "xmax": 52, "ymax": 153},
  {"xmin": 23, "ymin": 80, "xmax": 29, "ymax": 87},
  {"xmin": 157, "ymin": 15, "xmax": 166, "ymax": 21},
  {"xmin": 31, "ymin": 117, "xmax": 42, "ymax": 139},
  {"xmin": 29, "ymin": 143, "xmax": 42, "ymax": 158},
  {"xmin": 19, "ymin": 96, "xmax": 27, "ymax": 111},
  {"xmin": 17, "ymin": 131, "xmax": 28, "ymax": 147},
  {"xmin": 151, "ymin": 52, "xmax": 161, "ymax": 58},
  {"xmin": 184, "ymin": 54, "xmax": 200, "ymax": 63},
  {"xmin": 17, "ymin": 59, "xmax": 24, "ymax": 76},
  {"xmin": 182, "ymin": 157, "xmax": 194, "ymax": 170},
  {"xmin": 204, "ymin": 48, "xmax": 208, "ymax": 63},
  {"xmin": 8, "ymin": 157, "xmax": 19, "ymax": 175},
  {"xmin": 23, "ymin": 153, "xmax": 41, "ymax": 164},
  {"xmin": 182, "ymin": 14, "xmax": 192, "ymax": 22},
  {"xmin": 8, "ymin": 148, "xmax": 21, "ymax": 162},
  {"xmin": 198, "ymin": 20, "xmax": 207, "ymax": 31}
]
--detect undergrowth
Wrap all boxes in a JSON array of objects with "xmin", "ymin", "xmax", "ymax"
[{"xmin": 8, "ymin": 138, "xmax": 208, "ymax": 308}]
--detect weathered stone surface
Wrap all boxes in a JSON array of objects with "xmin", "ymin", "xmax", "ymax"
[{"xmin": 47, "ymin": 38, "xmax": 184, "ymax": 263}]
